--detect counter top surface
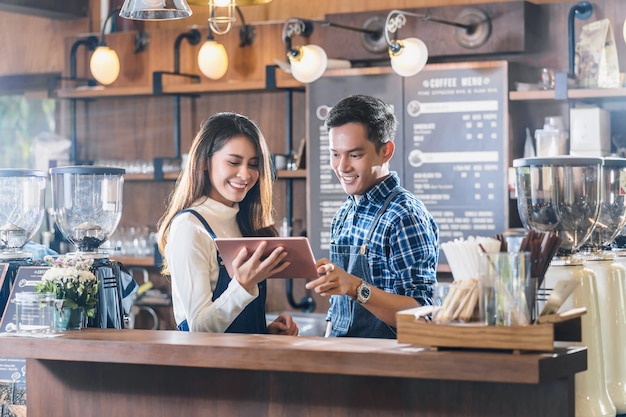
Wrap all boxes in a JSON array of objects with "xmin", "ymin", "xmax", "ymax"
[{"xmin": 0, "ymin": 329, "xmax": 586, "ymax": 384}]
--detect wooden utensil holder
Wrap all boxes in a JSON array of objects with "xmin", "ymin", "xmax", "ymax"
[{"xmin": 396, "ymin": 307, "xmax": 582, "ymax": 352}]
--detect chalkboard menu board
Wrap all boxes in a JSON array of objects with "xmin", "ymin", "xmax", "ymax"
[
  {"xmin": 307, "ymin": 61, "xmax": 510, "ymax": 266},
  {"xmin": 307, "ymin": 69, "xmax": 403, "ymax": 259},
  {"xmin": 402, "ymin": 61, "xmax": 509, "ymax": 264}
]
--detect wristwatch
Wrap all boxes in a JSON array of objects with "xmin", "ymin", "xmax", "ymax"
[{"xmin": 355, "ymin": 281, "xmax": 372, "ymax": 304}]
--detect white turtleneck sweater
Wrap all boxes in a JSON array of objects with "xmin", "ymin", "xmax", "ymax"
[{"xmin": 165, "ymin": 197, "xmax": 258, "ymax": 332}]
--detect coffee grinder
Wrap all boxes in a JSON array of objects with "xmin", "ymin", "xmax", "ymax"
[
  {"xmin": 581, "ymin": 157, "xmax": 626, "ymax": 414},
  {"xmin": 0, "ymin": 169, "xmax": 47, "ymax": 316},
  {"xmin": 513, "ymin": 156, "xmax": 615, "ymax": 417},
  {"xmin": 49, "ymin": 166, "xmax": 136, "ymax": 329}
]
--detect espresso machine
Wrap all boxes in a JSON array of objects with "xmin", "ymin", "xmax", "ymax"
[
  {"xmin": 0, "ymin": 169, "xmax": 47, "ymax": 317},
  {"xmin": 49, "ymin": 166, "xmax": 137, "ymax": 329},
  {"xmin": 513, "ymin": 156, "xmax": 615, "ymax": 417}
]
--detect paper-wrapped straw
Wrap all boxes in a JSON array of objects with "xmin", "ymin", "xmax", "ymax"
[{"xmin": 441, "ymin": 236, "xmax": 501, "ymax": 281}]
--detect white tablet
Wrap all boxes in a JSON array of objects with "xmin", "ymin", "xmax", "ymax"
[{"xmin": 214, "ymin": 236, "xmax": 319, "ymax": 279}]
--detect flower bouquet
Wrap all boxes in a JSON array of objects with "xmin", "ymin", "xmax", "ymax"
[{"xmin": 35, "ymin": 253, "xmax": 100, "ymax": 325}]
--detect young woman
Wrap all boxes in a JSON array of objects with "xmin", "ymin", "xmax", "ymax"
[{"xmin": 157, "ymin": 112, "xmax": 298, "ymax": 335}]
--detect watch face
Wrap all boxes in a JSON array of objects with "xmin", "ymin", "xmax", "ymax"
[
  {"xmin": 361, "ymin": 286, "xmax": 371, "ymax": 298},
  {"xmin": 358, "ymin": 283, "xmax": 371, "ymax": 303}
]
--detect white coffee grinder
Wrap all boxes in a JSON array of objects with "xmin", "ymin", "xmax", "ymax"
[
  {"xmin": 513, "ymin": 156, "xmax": 615, "ymax": 417},
  {"xmin": 0, "ymin": 169, "xmax": 47, "ymax": 316},
  {"xmin": 49, "ymin": 166, "xmax": 137, "ymax": 329},
  {"xmin": 581, "ymin": 157, "xmax": 626, "ymax": 414}
]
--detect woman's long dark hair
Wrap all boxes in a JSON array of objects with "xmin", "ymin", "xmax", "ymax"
[{"xmin": 157, "ymin": 112, "xmax": 277, "ymax": 274}]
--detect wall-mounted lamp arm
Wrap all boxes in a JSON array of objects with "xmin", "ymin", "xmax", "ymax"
[
  {"xmin": 235, "ymin": 6, "xmax": 256, "ymax": 47},
  {"xmin": 568, "ymin": 1, "xmax": 593, "ymax": 76},
  {"xmin": 319, "ymin": 20, "xmax": 381, "ymax": 37},
  {"xmin": 173, "ymin": 28, "xmax": 201, "ymax": 74},
  {"xmin": 384, "ymin": 7, "xmax": 491, "ymax": 77},
  {"xmin": 100, "ymin": 7, "xmax": 122, "ymax": 47},
  {"xmin": 282, "ymin": 18, "xmax": 314, "ymax": 45},
  {"xmin": 69, "ymin": 36, "xmax": 99, "ymax": 80},
  {"xmin": 384, "ymin": 9, "xmax": 477, "ymax": 50}
]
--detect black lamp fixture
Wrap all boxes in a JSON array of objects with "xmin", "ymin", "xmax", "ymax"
[
  {"xmin": 568, "ymin": 1, "xmax": 593, "ymax": 76},
  {"xmin": 153, "ymin": 29, "xmax": 202, "ymax": 159},
  {"xmin": 89, "ymin": 7, "xmax": 123, "ymax": 85},
  {"xmin": 281, "ymin": 7, "xmax": 492, "ymax": 83},
  {"xmin": 68, "ymin": 36, "xmax": 99, "ymax": 86},
  {"xmin": 282, "ymin": 17, "xmax": 384, "ymax": 83},
  {"xmin": 197, "ymin": 5, "xmax": 255, "ymax": 80},
  {"xmin": 384, "ymin": 8, "xmax": 491, "ymax": 77}
]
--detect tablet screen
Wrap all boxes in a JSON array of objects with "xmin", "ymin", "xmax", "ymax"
[{"xmin": 214, "ymin": 236, "xmax": 319, "ymax": 279}]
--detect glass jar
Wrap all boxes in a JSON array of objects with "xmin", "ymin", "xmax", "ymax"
[{"xmin": 14, "ymin": 291, "xmax": 56, "ymax": 334}]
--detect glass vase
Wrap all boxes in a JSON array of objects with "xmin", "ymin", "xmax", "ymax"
[{"xmin": 55, "ymin": 306, "xmax": 85, "ymax": 331}]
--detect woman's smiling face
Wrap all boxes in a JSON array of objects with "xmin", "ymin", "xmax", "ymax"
[{"xmin": 208, "ymin": 135, "xmax": 260, "ymax": 206}]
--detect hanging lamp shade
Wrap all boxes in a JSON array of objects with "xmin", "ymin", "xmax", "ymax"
[
  {"xmin": 389, "ymin": 38, "xmax": 428, "ymax": 77},
  {"xmin": 119, "ymin": 0, "xmax": 192, "ymax": 20},
  {"xmin": 288, "ymin": 44, "xmax": 327, "ymax": 84}
]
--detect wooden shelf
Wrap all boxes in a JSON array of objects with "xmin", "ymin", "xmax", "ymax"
[
  {"xmin": 55, "ymin": 76, "xmax": 304, "ymax": 99},
  {"xmin": 125, "ymin": 170, "xmax": 304, "ymax": 181},
  {"xmin": 56, "ymin": 86, "xmax": 155, "ymax": 99},
  {"xmin": 509, "ymin": 87, "xmax": 626, "ymax": 101},
  {"xmin": 124, "ymin": 173, "xmax": 157, "ymax": 181},
  {"xmin": 112, "ymin": 255, "xmax": 156, "ymax": 267},
  {"xmin": 509, "ymin": 89, "xmax": 557, "ymax": 101},
  {"xmin": 277, "ymin": 169, "xmax": 306, "ymax": 179}
]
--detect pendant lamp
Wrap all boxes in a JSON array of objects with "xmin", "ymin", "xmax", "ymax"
[{"xmin": 119, "ymin": 0, "xmax": 192, "ymax": 20}]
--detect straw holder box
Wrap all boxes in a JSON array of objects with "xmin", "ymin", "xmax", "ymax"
[{"xmin": 396, "ymin": 308, "xmax": 582, "ymax": 352}]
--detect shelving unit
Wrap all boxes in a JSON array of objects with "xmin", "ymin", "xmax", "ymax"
[
  {"xmin": 112, "ymin": 255, "xmax": 155, "ymax": 267},
  {"xmin": 57, "ymin": 66, "xmax": 307, "ymax": 276},
  {"xmin": 124, "ymin": 169, "xmax": 306, "ymax": 182},
  {"xmin": 510, "ymin": 87, "xmax": 626, "ymax": 102},
  {"xmin": 55, "ymin": 69, "xmax": 302, "ymax": 99}
]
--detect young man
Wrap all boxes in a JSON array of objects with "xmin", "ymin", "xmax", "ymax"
[{"xmin": 306, "ymin": 94, "xmax": 439, "ymax": 338}]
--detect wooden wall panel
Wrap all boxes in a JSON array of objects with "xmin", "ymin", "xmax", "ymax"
[{"xmin": 0, "ymin": 0, "xmax": 566, "ymax": 78}]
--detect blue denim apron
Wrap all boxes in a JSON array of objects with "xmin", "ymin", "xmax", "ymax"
[
  {"xmin": 328, "ymin": 189, "xmax": 401, "ymax": 338},
  {"xmin": 176, "ymin": 209, "xmax": 268, "ymax": 334}
]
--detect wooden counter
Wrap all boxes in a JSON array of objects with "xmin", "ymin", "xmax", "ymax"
[{"xmin": 0, "ymin": 329, "xmax": 586, "ymax": 417}]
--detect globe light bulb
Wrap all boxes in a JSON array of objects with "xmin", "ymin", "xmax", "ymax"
[
  {"xmin": 288, "ymin": 44, "xmax": 328, "ymax": 84},
  {"xmin": 89, "ymin": 46, "xmax": 121, "ymax": 85},
  {"xmin": 198, "ymin": 40, "xmax": 229, "ymax": 80},
  {"xmin": 389, "ymin": 37, "xmax": 428, "ymax": 77}
]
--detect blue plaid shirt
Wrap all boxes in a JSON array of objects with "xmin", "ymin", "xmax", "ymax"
[{"xmin": 331, "ymin": 172, "xmax": 439, "ymax": 305}]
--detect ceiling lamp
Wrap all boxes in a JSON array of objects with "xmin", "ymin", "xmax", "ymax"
[
  {"xmin": 119, "ymin": 0, "xmax": 192, "ymax": 20},
  {"xmin": 384, "ymin": 8, "xmax": 492, "ymax": 77},
  {"xmin": 185, "ymin": 0, "xmax": 271, "ymax": 35},
  {"xmin": 90, "ymin": 7, "xmax": 122, "ymax": 85}
]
